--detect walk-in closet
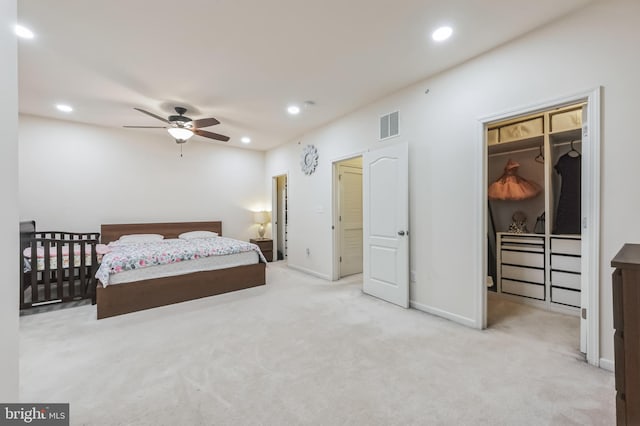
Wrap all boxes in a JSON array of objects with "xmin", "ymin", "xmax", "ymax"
[{"xmin": 487, "ymin": 102, "xmax": 584, "ymax": 321}]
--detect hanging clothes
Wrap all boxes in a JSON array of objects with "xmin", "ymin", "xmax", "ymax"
[
  {"xmin": 488, "ymin": 159, "xmax": 541, "ymax": 201},
  {"xmin": 554, "ymin": 152, "xmax": 581, "ymax": 234}
]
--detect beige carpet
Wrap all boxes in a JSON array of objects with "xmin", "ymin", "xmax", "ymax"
[{"xmin": 20, "ymin": 262, "xmax": 615, "ymax": 425}]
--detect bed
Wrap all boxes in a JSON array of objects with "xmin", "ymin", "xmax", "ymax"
[
  {"xmin": 96, "ymin": 221, "xmax": 266, "ymax": 319},
  {"xmin": 20, "ymin": 221, "xmax": 102, "ymax": 309}
]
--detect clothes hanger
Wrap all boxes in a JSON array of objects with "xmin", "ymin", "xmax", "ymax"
[
  {"xmin": 567, "ymin": 139, "xmax": 581, "ymax": 157},
  {"xmin": 534, "ymin": 144, "xmax": 544, "ymax": 164}
]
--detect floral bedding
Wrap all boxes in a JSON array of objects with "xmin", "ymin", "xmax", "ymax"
[{"xmin": 96, "ymin": 237, "xmax": 266, "ymax": 286}]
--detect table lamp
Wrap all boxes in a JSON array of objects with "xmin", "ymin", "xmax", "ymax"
[{"xmin": 253, "ymin": 211, "xmax": 270, "ymax": 239}]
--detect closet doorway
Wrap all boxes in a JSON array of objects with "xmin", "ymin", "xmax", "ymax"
[
  {"xmin": 332, "ymin": 156, "xmax": 363, "ymax": 279},
  {"xmin": 479, "ymin": 88, "xmax": 601, "ymax": 366},
  {"xmin": 271, "ymin": 173, "xmax": 288, "ymax": 261}
]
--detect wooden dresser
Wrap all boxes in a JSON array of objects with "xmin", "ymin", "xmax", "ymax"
[
  {"xmin": 611, "ymin": 244, "xmax": 640, "ymax": 425},
  {"xmin": 250, "ymin": 238, "xmax": 273, "ymax": 262}
]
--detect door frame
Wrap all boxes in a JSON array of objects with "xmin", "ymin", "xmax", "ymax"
[
  {"xmin": 475, "ymin": 87, "xmax": 601, "ymax": 366},
  {"xmin": 271, "ymin": 171, "xmax": 289, "ymax": 261},
  {"xmin": 331, "ymin": 152, "xmax": 365, "ymax": 281}
]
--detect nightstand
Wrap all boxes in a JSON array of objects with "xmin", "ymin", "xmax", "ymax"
[{"xmin": 250, "ymin": 238, "xmax": 273, "ymax": 262}]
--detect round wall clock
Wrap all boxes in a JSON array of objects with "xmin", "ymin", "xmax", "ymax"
[{"xmin": 300, "ymin": 144, "xmax": 318, "ymax": 175}]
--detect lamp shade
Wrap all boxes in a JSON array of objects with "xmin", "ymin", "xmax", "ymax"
[
  {"xmin": 167, "ymin": 127, "xmax": 194, "ymax": 141},
  {"xmin": 253, "ymin": 211, "xmax": 270, "ymax": 224}
]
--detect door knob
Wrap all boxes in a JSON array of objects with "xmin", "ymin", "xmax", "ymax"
[{"xmin": 398, "ymin": 231, "xmax": 405, "ymax": 236}]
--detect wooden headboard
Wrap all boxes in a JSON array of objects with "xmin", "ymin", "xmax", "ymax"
[{"xmin": 100, "ymin": 221, "xmax": 222, "ymax": 244}]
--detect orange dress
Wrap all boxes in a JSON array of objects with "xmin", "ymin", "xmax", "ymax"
[{"xmin": 488, "ymin": 159, "xmax": 541, "ymax": 201}]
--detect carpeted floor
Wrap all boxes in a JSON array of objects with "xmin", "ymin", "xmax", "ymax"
[{"xmin": 20, "ymin": 262, "xmax": 615, "ymax": 425}]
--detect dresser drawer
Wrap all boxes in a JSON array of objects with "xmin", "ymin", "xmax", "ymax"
[
  {"xmin": 502, "ymin": 265, "xmax": 544, "ymax": 284},
  {"xmin": 616, "ymin": 392, "xmax": 627, "ymax": 426},
  {"xmin": 501, "ymin": 279, "xmax": 544, "ymax": 300},
  {"xmin": 499, "ymin": 117, "xmax": 544, "ymax": 143},
  {"xmin": 500, "ymin": 234, "xmax": 544, "ymax": 246},
  {"xmin": 502, "ymin": 250, "xmax": 544, "ymax": 268},
  {"xmin": 551, "ymin": 254, "xmax": 581, "ymax": 273},
  {"xmin": 551, "ymin": 287, "xmax": 580, "ymax": 307},
  {"xmin": 551, "ymin": 270, "xmax": 581, "ymax": 290},
  {"xmin": 550, "ymin": 238, "xmax": 581, "ymax": 255},
  {"xmin": 612, "ymin": 269, "xmax": 624, "ymax": 330},
  {"xmin": 615, "ymin": 331, "xmax": 625, "ymax": 392},
  {"xmin": 550, "ymin": 108, "xmax": 582, "ymax": 133}
]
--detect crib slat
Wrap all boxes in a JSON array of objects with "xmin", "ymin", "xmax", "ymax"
[
  {"xmin": 56, "ymin": 243, "xmax": 64, "ymax": 300},
  {"xmin": 43, "ymin": 240, "xmax": 51, "ymax": 301},
  {"xmin": 30, "ymin": 244, "xmax": 38, "ymax": 304},
  {"xmin": 68, "ymin": 240, "xmax": 75, "ymax": 299},
  {"xmin": 79, "ymin": 240, "xmax": 86, "ymax": 298}
]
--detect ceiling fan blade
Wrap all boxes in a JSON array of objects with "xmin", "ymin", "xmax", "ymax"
[
  {"xmin": 133, "ymin": 107, "xmax": 170, "ymax": 124},
  {"xmin": 190, "ymin": 117, "xmax": 220, "ymax": 128},
  {"xmin": 194, "ymin": 129, "xmax": 230, "ymax": 142},
  {"xmin": 123, "ymin": 125, "xmax": 167, "ymax": 128}
]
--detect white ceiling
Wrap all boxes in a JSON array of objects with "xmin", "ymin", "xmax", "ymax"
[{"xmin": 17, "ymin": 0, "xmax": 597, "ymax": 151}]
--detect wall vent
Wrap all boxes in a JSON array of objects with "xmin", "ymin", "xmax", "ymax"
[{"xmin": 380, "ymin": 111, "xmax": 399, "ymax": 140}]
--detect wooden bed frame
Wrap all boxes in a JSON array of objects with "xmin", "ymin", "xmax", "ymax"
[{"xmin": 96, "ymin": 221, "xmax": 266, "ymax": 319}]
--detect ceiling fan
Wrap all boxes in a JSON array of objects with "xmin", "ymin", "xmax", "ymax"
[{"xmin": 124, "ymin": 106, "xmax": 230, "ymax": 143}]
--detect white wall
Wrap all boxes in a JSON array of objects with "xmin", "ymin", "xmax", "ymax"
[
  {"xmin": 1, "ymin": 0, "xmax": 20, "ymax": 401},
  {"xmin": 265, "ymin": 0, "xmax": 640, "ymax": 363},
  {"xmin": 19, "ymin": 115, "xmax": 267, "ymax": 241}
]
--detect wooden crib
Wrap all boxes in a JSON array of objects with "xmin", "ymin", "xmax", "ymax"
[{"xmin": 20, "ymin": 222, "xmax": 100, "ymax": 309}]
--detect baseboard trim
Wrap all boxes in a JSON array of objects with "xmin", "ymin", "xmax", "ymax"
[
  {"xmin": 287, "ymin": 264, "xmax": 331, "ymax": 281},
  {"xmin": 599, "ymin": 358, "xmax": 614, "ymax": 372},
  {"xmin": 410, "ymin": 300, "xmax": 477, "ymax": 328}
]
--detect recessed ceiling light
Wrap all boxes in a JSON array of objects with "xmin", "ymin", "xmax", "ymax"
[
  {"xmin": 14, "ymin": 24, "xmax": 35, "ymax": 39},
  {"xmin": 56, "ymin": 104, "xmax": 73, "ymax": 113},
  {"xmin": 432, "ymin": 26, "xmax": 453, "ymax": 42},
  {"xmin": 287, "ymin": 105, "xmax": 300, "ymax": 115},
  {"xmin": 241, "ymin": 137, "xmax": 251, "ymax": 144}
]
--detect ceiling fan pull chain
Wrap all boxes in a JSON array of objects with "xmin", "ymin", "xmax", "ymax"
[{"xmin": 180, "ymin": 144, "xmax": 183, "ymax": 158}]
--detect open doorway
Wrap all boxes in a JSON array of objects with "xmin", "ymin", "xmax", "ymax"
[
  {"xmin": 271, "ymin": 173, "xmax": 288, "ymax": 261},
  {"xmin": 332, "ymin": 156, "xmax": 363, "ymax": 279},
  {"xmin": 479, "ymin": 88, "xmax": 601, "ymax": 366}
]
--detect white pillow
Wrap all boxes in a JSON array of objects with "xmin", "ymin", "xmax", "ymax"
[
  {"xmin": 178, "ymin": 231, "xmax": 218, "ymax": 240},
  {"xmin": 118, "ymin": 233, "xmax": 164, "ymax": 243}
]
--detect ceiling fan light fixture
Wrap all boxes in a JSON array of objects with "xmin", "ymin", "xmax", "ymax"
[{"xmin": 167, "ymin": 127, "xmax": 194, "ymax": 141}]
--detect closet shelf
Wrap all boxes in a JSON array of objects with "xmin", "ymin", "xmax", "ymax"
[
  {"xmin": 549, "ymin": 128, "xmax": 582, "ymax": 143},
  {"xmin": 488, "ymin": 135, "xmax": 544, "ymax": 155}
]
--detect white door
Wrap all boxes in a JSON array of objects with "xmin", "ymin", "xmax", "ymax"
[
  {"xmin": 363, "ymin": 142, "xmax": 409, "ymax": 307},
  {"xmin": 339, "ymin": 164, "xmax": 363, "ymax": 277}
]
